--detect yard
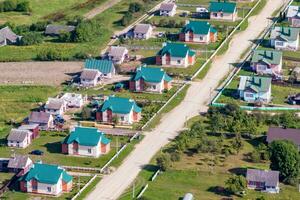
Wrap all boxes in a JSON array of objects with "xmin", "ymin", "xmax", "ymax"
[
  {"xmin": 0, "ymin": 131, "xmax": 136, "ymax": 168},
  {"xmin": 1, "ymin": 175, "xmax": 93, "ymax": 200}
]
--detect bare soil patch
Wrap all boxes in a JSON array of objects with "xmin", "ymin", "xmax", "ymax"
[{"xmin": 0, "ymin": 61, "xmax": 83, "ymax": 86}]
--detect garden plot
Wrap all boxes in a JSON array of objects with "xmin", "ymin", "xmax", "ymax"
[{"xmin": 0, "ymin": 61, "xmax": 82, "ymax": 85}]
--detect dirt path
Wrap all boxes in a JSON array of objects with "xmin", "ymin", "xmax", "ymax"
[
  {"xmin": 85, "ymin": 0, "xmax": 286, "ymax": 199},
  {"xmin": 84, "ymin": 0, "xmax": 123, "ymax": 19},
  {"xmin": 0, "ymin": 62, "xmax": 82, "ymax": 86}
]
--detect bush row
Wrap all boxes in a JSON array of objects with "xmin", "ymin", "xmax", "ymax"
[{"xmin": 0, "ymin": 0, "xmax": 30, "ymax": 12}]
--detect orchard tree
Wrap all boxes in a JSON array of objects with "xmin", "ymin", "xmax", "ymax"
[
  {"xmin": 269, "ymin": 140, "xmax": 300, "ymax": 183},
  {"xmin": 156, "ymin": 153, "xmax": 171, "ymax": 171},
  {"xmin": 225, "ymin": 175, "xmax": 246, "ymax": 194}
]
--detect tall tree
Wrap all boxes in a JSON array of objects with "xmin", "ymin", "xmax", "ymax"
[
  {"xmin": 269, "ymin": 140, "xmax": 300, "ymax": 183},
  {"xmin": 225, "ymin": 175, "xmax": 246, "ymax": 194}
]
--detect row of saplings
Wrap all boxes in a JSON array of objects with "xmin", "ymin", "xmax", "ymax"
[{"xmin": 155, "ymin": 104, "xmax": 300, "ymax": 199}]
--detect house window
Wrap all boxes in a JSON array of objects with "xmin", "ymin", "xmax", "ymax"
[
  {"xmin": 152, "ymin": 85, "xmax": 157, "ymax": 90},
  {"xmin": 32, "ymin": 185, "xmax": 37, "ymax": 190},
  {"xmin": 245, "ymin": 93, "xmax": 254, "ymax": 98},
  {"xmin": 220, "ymin": 13, "xmax": 224, "ymax": 17},
  {"xmin": 47, "ymin": 187, "xmax": 51, "ymax": 192},
  {"xmin": 257, "ymin": 65, "xmax": 267, "ymax": 71},
  {"xmin": 120, "ymin": 116, "xmax": 125, "ymax": 121},
  {"xmin": 177, "ymin": 60, "xmax": 181, "ymax": 64},
  {"xmin": 199, "ymin": 36, "xmax": 203, "ymax": 40},
  {"xmin": 275, "ymin": 41, "xmax": 284, "ymax": 46},
  {"xmin": 88, "ymin": 148, "xmax": 91, "ymax": 154},
  {"xmin": 214, "ymin": 13, "xmax": 217, "ymax": 17}
]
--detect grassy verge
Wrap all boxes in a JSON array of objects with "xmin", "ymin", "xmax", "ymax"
[
  {"xmin": 144, "ymin": 84, "xmax": 190, "ymax": 131},
  {"xmin": 76, "ymin": 176, "xmax": 102, "ymax": 200}
]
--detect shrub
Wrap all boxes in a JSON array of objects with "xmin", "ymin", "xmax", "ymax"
[
  {"xmin": 156, "ymin": 153, "xmax": 171, "ymax": 171},
  {"xmin": 74, "ymin": 52, "xmax": 89, "ymax": 60},
  {"xmin": 249, "ymin": 150, "xmax": 261, "ymax": 163},
  {"xmin": 121, "ymin": 12, "xmax": 133, "ymax": 26},
  {"xmin": 0, "ymin": 0, "xmax": 30, "ymax": 12},
  {"xmin": 16, "ymin": 1, "xmax": 30, "ymax": 12},
  {"xmin": 73, "ymin": 20, "xmax": 104, "ymax": 42},
  {"xmin": 30, "ymin": 21, "xmax": 48, "ymax": 31},
  {"xmin": 170, "ymin": 152, "xmax": 181, "ymax": 162},
  {"xmin": 19, "ymin": 32, "xmax": 43, "ymax": 46},
  {"xmin": 225, "ymin": 175, "xmax": 246, "ymax": 194},
  {"xmin": 3, "ymin": 0, "xmax": 17, "ymax": 12},
  {"xmin": 36, "ymin": 49, "xmax": 63, "ymax": 61},
  {"xmin": 128, "ymin": 2, "xmax": 143, "ymax": 13},
  {"xmin": 58, "ymin": 31, "xmax": 72, "ymax": 42}
]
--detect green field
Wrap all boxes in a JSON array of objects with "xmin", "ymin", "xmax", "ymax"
[{"xmin": 0, "ymin": 0, "xmax": 109, "ymax": 25}]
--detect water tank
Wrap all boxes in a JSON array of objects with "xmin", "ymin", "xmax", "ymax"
[{"xmin": 183, "ymin": 193, "xmax": 194, "ymax": 200}]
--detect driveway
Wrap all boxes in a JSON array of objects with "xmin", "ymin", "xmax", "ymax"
[{"xmin": 85, "ymin": 0, "xmax": 286, "ymax": 199}]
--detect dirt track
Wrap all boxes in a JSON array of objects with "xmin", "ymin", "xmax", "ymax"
[{"xmin": 0, "ymin": 62, "xmax": 83, "ymax": 86}]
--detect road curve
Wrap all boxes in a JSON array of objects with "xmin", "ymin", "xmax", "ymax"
[{"xmin": 85, "ymin": 0, "xmax": 286, "ymax": 199}]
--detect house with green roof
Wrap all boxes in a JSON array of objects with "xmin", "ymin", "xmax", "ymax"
[
  {"xmin": 20, "ymin": 162, "xmax": 72, "ymax": 196},
  {"xmin": 238, "ymin": 76, "xmax": 272, "ymax": 103},
  {"xmin": 129, "ymin": 65, "xmax": 172, "ymax": 93},
  {"xmin": 62, "ymin": 126, "xmax": 111, "ymax": 157},
  {"xmin": 209, "ymin": 1, "xmax": 237, "ymax": 22},
  {"xmin": 250, "ymin": 50, "xmax": 283, "ymax": 78},
  {"xmin": 179, "ymin": 20, "xmax": 217, "ymax": 44},
  {"xmin": 270, "ymin": 26, "xmax": 300, "ymax": 51},
  {"xmin": 96, "ymin": 96, "xmax": 142, "ymax": 124},
  {"xmin": 80, "ymin": 59, "xmax": 116, "ymax": 87},
  {"xmin": 156, "ymin": 42, "xmax": 196, "ymax": 67}
]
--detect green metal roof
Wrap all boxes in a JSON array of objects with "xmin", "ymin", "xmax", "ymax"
[
  {"xmin": 157, "ymin": 42, "xmax": 195, "ymax": 58},
  {"xmin": 209, "ymin": 1, "xmax": 236, "ymax": 13},
  {"xmin": 271, "ymin": 26, "xmax": 300, "ymax": 42},
  {"xmin": 22, "ymin": 163, "xmax": 72, "ymax": 184},
  {"xmin": 63, "ymin": 126, "xmax": 110, "ymax": 146},
  {"xmin": 251, "ymin": 50, "xmax": 282, "ymax": 65},
  {"xmin": 131, "ymin": 66, "xmax": 172, "ymax": 83},
  {"xmin": 181, "ymin": 21, "xmax": 216, "ymax": 35},
  {"xmin": 85, "ymin": 59, "xmax": 114, "ymax": 74},
  {"xmin": 100, "ymin": 96, "xmax": 142, "ymax": 114},
  {"xmin": 239, "ymin": 76, "xmax": 272, "ymax": 93}
]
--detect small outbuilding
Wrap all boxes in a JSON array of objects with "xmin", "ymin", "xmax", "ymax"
[{"xmin": 45, "ymin": 25, "xmax": 75, "ymax": 36}]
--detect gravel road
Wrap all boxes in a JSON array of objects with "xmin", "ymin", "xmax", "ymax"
[{"xmin": 85, "ymin": 0, "xmax": 286, "ymax": 199}]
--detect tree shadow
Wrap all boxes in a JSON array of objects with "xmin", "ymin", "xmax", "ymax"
[
  {"xmin": 228, "ymin": 167, "xmax": 247, "ymax": 176},
  {"xmin": 221, "ymin": 88, "xmax": 239, "ymax": 99},
  {"xmin": 142, "ymin": 164, "xmax": 159, "ymax": 173},
  {"xmin": 44, "ymin": 141, "xmax": 62, "ymax": 153},
  {"xmin": 141, "ymin": 56, "xmax": 155, "ymax": 65},
  {"xmin": 246, "ymin": 136, "xmax": 267, "ymax": 148},
  {"xmin": 207, "ymin": 186, "xmax": 232, "ymax": 197}
]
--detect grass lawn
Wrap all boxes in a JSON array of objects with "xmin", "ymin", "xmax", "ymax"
[
  {"xmin": 144, "ymin": 84, "xmax": 190, "ymax": 131},
  {"xmin": 2, "ymin": 175, "xmax": 92, "ymax": 200},
  {"xmin": 76, "ymin": 176, "xmax": 102, "ymax": 200},
  {"xmin": 0, "ymin": 131, "xmax": 133, "ymax": 168},
  {"xmin": 0, "ymin": 0, "xmax": 87, "ymax": 24},
  {"xmin": 0, "ymin": 85, "xmax": 59, "ymax": 142},
  {"xmin": 272, "ymin": 84, "xmax": 300, "ymax": 105}
]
